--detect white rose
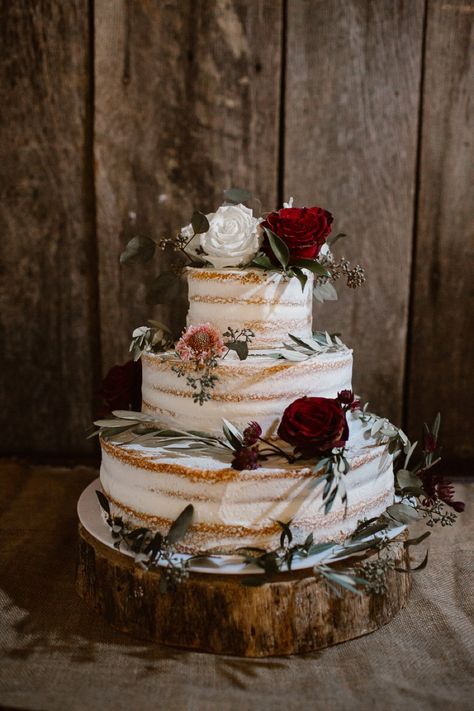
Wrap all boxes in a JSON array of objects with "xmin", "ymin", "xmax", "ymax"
[{"xmin": 198, "ymin": 204, "xmax": 261, "ymax": 269}]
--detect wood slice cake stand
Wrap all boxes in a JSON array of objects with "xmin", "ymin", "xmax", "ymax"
[{"xmin": 76, "ymin": 522, "xmax": 412, "ymax": 657}]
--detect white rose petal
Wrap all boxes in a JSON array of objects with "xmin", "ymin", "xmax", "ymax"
[{"xmin": 198, "ymin": 204, "xmax": 262, "ymax": 269}]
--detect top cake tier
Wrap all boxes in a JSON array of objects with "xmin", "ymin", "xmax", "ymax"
[{"xmin": 186, "ymin": 267, "xmax": 314, "ymax": 348}]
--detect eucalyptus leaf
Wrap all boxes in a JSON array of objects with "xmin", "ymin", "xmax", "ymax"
[
  {"xmin": 386, "ymin": 502, "xmax": 420, "ymax": 524},
  {"xmin": 96, "ymin": 490, "xmax": 110, "ymax": 515},
  {"xmin": 166, "ymin": 504, "xmax": 194, "ymax": 545},
  {"xmin": 250, "ymin": 254, "xmax": 275, "ymax": 270},
  {"xmin": 277, "ymin": 349, "xmax": 309, "ymax": 362},
  {"xmin": 327, "ymin": 232, "xmax": 348, "ymax": 248},
  {"xmin": 112, "ymin": 410, "xmax": 153, "ymax": 421},
  {"xmin": 226, "ymin": 340, "xmax": 248, "ymax": 360},
  {"xmin": 313, "ymin": 282, "xmax": 338, "ymax": 303},
  {"xmin": 191, "ymin": 210, "xmax": 209, "ymax": 234},
  {"xmin": 223, "ymin": 187, "xmax": 252, "ymax": 204},
  {"xmin": 93, "ymin": 418, "xmax": 141, "ymax": 428},
  {"xmin": 291, "ymin": 258, "xmax": 330, "ymax": 276},
  {"xmin": 291, "ymin": 266, "xmax": 308, "ymax": 292},
  {"xmin": 120, "ymin": 235, "xmax": 156, "ymax": 264},
  {"xmin": 222, "ymin": 419, "xmax": 243, "ymax": 442},
  {"xmin": 396, "ymin": 469, "xmax": 423, "ymax": 493}
]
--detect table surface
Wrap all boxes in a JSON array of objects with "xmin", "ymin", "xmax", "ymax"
[{"xmin": 0, "ymin": 459, "xmax": 472, "ymax": 711}]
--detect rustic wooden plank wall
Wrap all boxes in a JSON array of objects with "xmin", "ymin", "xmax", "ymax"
[
  {"xmin": 284, "ymin": 0, "xmax": 425, "ymax": 425},
  {"xmin": 94, "ymin": 0, "xmax": 282, "ymax": 370},
  {"xmin": 0, "ymin": 0, "xmax": 100, "ymax": 455},
  {"xmin": 0, "ymin": 0, "xmax": 472, "ymax": 465},
  {"xmin": 407, "ymin": 0, "xmax": 474, "ymax": 468}
]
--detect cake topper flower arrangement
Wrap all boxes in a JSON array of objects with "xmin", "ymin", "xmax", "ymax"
[{"xmin": 120, "ymin": 187, "xmax": 366, "ymax": 305}]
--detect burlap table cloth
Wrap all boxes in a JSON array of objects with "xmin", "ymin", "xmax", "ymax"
[{"xmin": 0, "ymin": 460, "xmax": 472, "ymax": 710}]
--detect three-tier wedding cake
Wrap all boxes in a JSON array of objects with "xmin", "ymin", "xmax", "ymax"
[{"xmin": 96, "ymin": 196, "xmax": 397, "ymax": 554}]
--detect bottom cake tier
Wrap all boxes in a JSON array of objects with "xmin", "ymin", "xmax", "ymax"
[{"xmin": 99, "ymin": 413, "xmax": 395, "ymax": 554}]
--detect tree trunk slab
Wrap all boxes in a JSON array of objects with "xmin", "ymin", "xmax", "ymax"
[{"xmin": 76, "ymin": 524, "xmax": 412, "ymax": 657}]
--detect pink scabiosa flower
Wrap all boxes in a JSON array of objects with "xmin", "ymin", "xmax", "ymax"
[{"xmin": 175, "ymin": 323, "xmax": 226, "ymax": 364}]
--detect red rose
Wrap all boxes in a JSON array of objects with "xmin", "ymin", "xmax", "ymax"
[
  {"xmin": 97, "ymin": 360, "xmax": 142, "ymax": 417},
  {"xmin": 277, "ymin": 396, "xmax": 349, "ymax": 456},
  {"xmin": 261, "ymin": 206, "xmax": 333, "ymax": 261}
]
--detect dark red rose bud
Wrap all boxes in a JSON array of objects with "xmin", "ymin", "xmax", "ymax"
[
  {"xmin": 261, "ymin": 206, "xmax": 333, "ymax": 263},
  {"xmin": 243, "ymin": 421, "xmax": 263, "ymax": 446},
  {"xmin": 423, "ymin": 431, "xmax": 438, "ymax": 454},
  {"xmin": 231, "ymin": 446, "xmax": 260, "ymax": 471},
  {"xmin": 97, "ymin": 360, "xmax": 142, "ymax": 417},
  {"xmin": 337, "ymin": 390, "xmax": 360, "ymax": 411},
  {"xmin": 420, "ymin": 471, "xmax": 465, "ymax": 513},
  {"xmin": 277, "ymin": 396, "xmax": 349, "ymax": 457}
]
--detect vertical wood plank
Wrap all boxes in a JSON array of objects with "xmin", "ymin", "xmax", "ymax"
[
  {"xmin": 407, "ymin": 0, "xmax": 474, "ymax": 467},
  {"xmin": 284, "ymin": 0, "xmax": 425, "ymax": 424},
  {"xmin": 0, "ymin": 1, "xmax": 99, "ymax": 454},
  {"xmin": 94, "ymin": 0, "xmax": 282, "ymax": 371}
]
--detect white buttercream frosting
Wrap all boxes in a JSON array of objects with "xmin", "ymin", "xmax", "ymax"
[
  {"xmin": 186, "ymin": 267, "xmax": 314, "ymax": 347},
  {"xmin": 99, "ymin": 413, "xmax": 395, "ymax": 554},
  {"xmin": 141, "ymin": 348, "xmax": 353, "ymax": 437}
]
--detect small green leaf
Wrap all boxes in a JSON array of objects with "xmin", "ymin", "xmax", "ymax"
[
  {"xmin": 277, "ymin": 520, "xmax": 293, "ymax": 548},
  {"xmin": 313, "ymin": 282, "xmax": 338, "ymax": 303},
  {"xmin": 120, "ymin": 236, "xmax": 156, "ymax": 264},
  {"xmin": 291, "ymin": 266, "xmax": 308, "ymax": 292},
  {"xmin": 96, "ymin": 490, "xmax": 110, "ymax": 515},
  {"xmin": 250, "ymin": 254, "xmax": 275, "ymax": 270},
  {"xmin": 307, "ymin": 541, "xmax": 336, "ymax": 556},
  {"xmin": 291, "ymin": 258, "xmax": 330, "ymax": 276},
  {"xmin": 396, "ymin": 469, "xmax": 423, "ymax": 494},
  {"xmin": 226, "ymin": 340, "xmax": 249, "ymax": 360},
  {"xmin": 223, "ymin": 187, "xmax": 252, "ymax": 204},
  {"xmin": 191, "ymin": 210, "xmax": 209, "ymax": 234},
  {"xmin": 386, "ymin": 502, "xmax": 420, "ymax": 524},
  {"xmin": 327, "ymin": 232, "xmax": 348, "ymax": 248},
  {"xmin": 263, "ymin": 227, "xmax": 289, "ymax": 269},
  {"xmin": 222, "ymin": 419, "xmax": 243, "ymax": 449},
  {"xmin": 166, "ymin": 504, "xmax": 194, "ymax": 545}
]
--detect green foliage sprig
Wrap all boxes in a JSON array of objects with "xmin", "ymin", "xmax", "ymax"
[
  {"xmin": 96, "ymin": 491, "xmax": 194, "ymax": 593},
  {"xmin": 250, "ymin": 226, "xmax": 329, "ymax": 293},
  {"xmin": 172, "ymin": 358, "xmax": 220, "ymax": 406},
  {"xmin": 129, "ymin": 321, "xmax": 174, "ymax": 360},
  {"xmin": 222, "ymin": 327, "xmax": 255, "ymax": 361}
]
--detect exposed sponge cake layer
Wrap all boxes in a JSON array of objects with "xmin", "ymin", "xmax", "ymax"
[
  {"xmin": 186, "ymin": 267, "xmax": 314, "ymax": 347},
  {"xmin": 141, "ymin": 348, "xmax": 353, "ymax": 437},
  {"xmin": 99, "ymin": 412, "xmax": 394, "ymax": 554}
]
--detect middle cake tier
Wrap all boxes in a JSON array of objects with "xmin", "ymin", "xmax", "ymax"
[{"xmin": 141, "ymin": 347, "xmax": 353, "ymax": 437}]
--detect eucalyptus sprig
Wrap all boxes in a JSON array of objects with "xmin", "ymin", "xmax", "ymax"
[
  {"xmin": 312, "ymin": 449, "xmax": 351, "ymax": 514},
  {"xmin": 129, "ymin": 321, "xmax": 174, "ymax": 360},
  {"xmin": 172, "ymin": 358, "xmax": 220, "ymax": 406},
  {"xmin": 222, "ymin": 327, "xmax": 255, "ymax": 361},
  {"xmin": 96, "ymin": 492, "xmax": 194, "ymax": 593}
]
